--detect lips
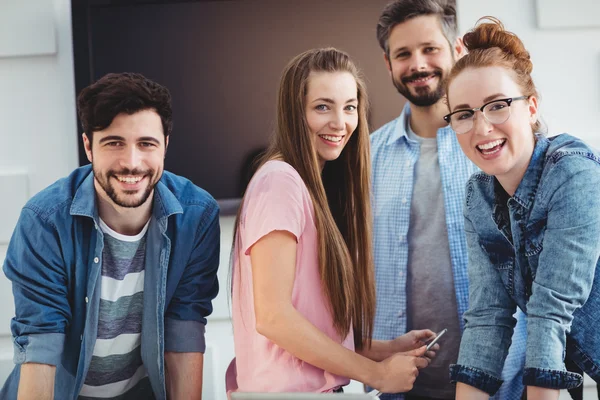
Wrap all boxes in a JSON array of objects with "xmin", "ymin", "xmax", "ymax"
[
  {"xmin": 116, "ymin": 175, "xmax": 143, "ymax": 184},
  {"xmin": 476, "ymin": 139, "xmax": 506, "ymax": 155},
  {"xmin": 318, "ymin": 134, "xmax": 344, "ymax": 143},
  {"xmin": 407, "ymin": 74, "xmax": 435, "ymax": 84},
  {"xmin": 402, "ymin": 71, "xmax": 441, "ymax": 85},
  {"xmin": 108, "ymin": 169, "xmax": 151, "ymax": 188}
]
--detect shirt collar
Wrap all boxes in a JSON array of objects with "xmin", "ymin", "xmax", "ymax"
[
  {"xmin": 385, "ymin": 102, "xmax": 454, "ymax": 146},
  {"xmin": 386, "ymin": 103, "xmax": 411, "ymax": 146}
]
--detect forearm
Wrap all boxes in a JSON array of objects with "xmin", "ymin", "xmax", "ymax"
[
  {"xmin": 527, "ymin": 386, "xmax": 559, "ymax": 400},
  {"xmin": 257, "ymin": 304, "xmax": 381, "ymax": 387},
  {"xmin": 18, "ymin": 363, "xmax": 56, "ymax": 400},
  {"xmin": 165, "ymin": 352, "xmax": 203, "ymax": 400},
  {"xmin": 357, "ymin": 339, "xmax": 393, "ymax": 362},
  {"xmin": 455, "ymin": 382, "xmax": 489, "ymax": 400}
]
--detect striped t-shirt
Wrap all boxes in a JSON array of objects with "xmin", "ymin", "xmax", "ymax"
[{"xmin": 79, "ymin": 219, "xmax": 153, "ymax": 399}]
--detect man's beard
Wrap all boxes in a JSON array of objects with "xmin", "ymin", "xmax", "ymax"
[
  {"xmin": 392, "ymin": 69, "xmax": 445, "ymax": 107},
  {"xmin": 93, "ymin": 166, "xmax": 160, "ymax": 208}
]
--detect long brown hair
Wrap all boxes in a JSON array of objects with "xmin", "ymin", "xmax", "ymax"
[
  {"xmin": 444, "ymin": 17, "xmax": 542, "ymax": 132},
  {"xmin": 232, "ymin": 48, "xmax": 375, "ymax": 350}
]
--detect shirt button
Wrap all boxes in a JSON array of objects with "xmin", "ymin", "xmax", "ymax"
[
  {"xmin": 398, "ymin": 235, "xmax": 405, "ymax": 242},
  {"xmin": 398, "ymin": 271, "xmax": 404, "ymax": 278},
  {"xmin": 94, "ymin": 224, "xmax": 98, "ymax": 230},
  {"xmin": 397, "ymin": 310, "xmax": 404, "ymax": 317},
  {"xmin": 85, "ymin": 297, "xmax": 88, "ymax": 303},
  {"xmin": 402, "ymin": 198, "xmax": 407, "ymax": 204},
  {"xmin": 94, "ymin": 257, "xmax": 99, "ymax": 263},
  {"xmin": 80, "ymin": 335, "xmax": 83, "ymax": 341},
  {"xmin": 405, "ymin": 161, "xmax": 410, "ymax": 167}
]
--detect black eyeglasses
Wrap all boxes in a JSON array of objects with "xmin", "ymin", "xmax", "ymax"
[{"xmin": 443, "ymin": 96, "xmax": 529, "ymax": 134}]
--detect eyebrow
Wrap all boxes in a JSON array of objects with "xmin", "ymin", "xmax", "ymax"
[
  {"xmin": 98, "ymin": 135, "xmax": 161, "ymax": 144},
  {"xmin": 98, "ymin": 135, "xmax": 125, "ymax": 144},
  {"xmin": 391, "ymin": 41, "xmax": 438, "ymax": 56},
  {"xmin": 452, "ymin": 93, "xmax": 508, "ymax": 111},
  {"xmin": 311, "ymin": 97, "xmax": 358, "ymax": 104},
  {"xmin": 138, "ymin": 136, "xmax": 162, "ymax": 144}
]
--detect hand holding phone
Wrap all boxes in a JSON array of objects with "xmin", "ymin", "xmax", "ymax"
[{"xmin": 425, "ymin": 328, "xmax": 447, "ymax": 351}]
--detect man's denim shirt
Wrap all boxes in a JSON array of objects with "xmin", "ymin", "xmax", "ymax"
[
  {"xmin": 450, "ymin": 134, "xmax": 600, "ymax": 394},
  {"xmin": 1, "ymin": 165, "xmax": 220, "ymax": 400}
]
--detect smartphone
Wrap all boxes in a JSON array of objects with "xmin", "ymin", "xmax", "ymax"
[{"xmin": 425, "ymin": 328, "xmax": 447, "ymax": 351}]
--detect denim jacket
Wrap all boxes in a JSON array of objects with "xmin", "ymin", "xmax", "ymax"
[
  {"xmin": 1, "ymin": 165, "xmax": 220, "ymax": 400},
  {"xmin": 450, "ymin": 134, "xmax": 600, "ymax": 394}
]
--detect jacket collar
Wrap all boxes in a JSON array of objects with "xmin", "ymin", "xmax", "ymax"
[{"xmin": 495, "ymin": 134, "xmax": 549, "ymax": 210}]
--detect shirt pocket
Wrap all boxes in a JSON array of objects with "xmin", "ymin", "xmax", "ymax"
[{"xmin": 479, "ymin": 239, "xmax": 516, "ymax": 295}]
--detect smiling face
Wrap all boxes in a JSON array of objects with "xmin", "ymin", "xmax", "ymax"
[
  {"xmin": 83, "ymin": 109, "xmax": 167, "ymax": 209},
  {"xmin": 305, "ymin": 71, "xmax": 359, "ymax": 169},
  {"xmin": 385, "ymin": 14, "xmax": 462, "ymax": 107},
  {"xmin": 448, "ymin": 66, "xmax": 538, "ymax": 194}
]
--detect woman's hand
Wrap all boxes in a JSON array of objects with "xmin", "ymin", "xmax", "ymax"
[
  {"xmin": 371, "ymin": 346, "xmax": 430, "ymax": 394},
  {"xmin": 392, "ymin": 329, "xmax": 438, "ymax": 360}
]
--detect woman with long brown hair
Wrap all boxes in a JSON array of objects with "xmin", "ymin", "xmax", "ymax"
[{"xmin": 226, "ymin": 48, "xmax": 437, "ymax": 394}]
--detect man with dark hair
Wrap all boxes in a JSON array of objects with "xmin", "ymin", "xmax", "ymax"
[
  {"xmin": 1, "ymin": 72, "xmax": 219, "ymax": 400},
  {"xmin": 370, "ymin": 1, "xmax": 526, "ymax": 399}
]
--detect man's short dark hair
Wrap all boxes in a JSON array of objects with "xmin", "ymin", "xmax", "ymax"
[
  {"xmin": 77, "ymin": 72, "xmax": 172, "ymax": 140},
  {"xmin": 377, "ymin": 0, "xmax": 458, "ymax": 54}
]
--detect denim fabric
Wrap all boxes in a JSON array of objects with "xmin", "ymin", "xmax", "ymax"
[
  {"xmin": 450, "ymin": 134, "xmax": 600, "ymax": 394},
  {"xmin": 371, "ymin": 104, "xmax": 526, "ymax": 399},
  {"xmin": 1, "ymin": 165, "xmax": 220, "ymax": 400}
]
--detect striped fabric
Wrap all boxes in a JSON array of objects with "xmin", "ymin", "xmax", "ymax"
[{"xmin": 79, "ymin": 219, "xmax": 150, "ymax": 399}]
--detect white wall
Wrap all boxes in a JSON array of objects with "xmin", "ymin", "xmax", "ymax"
[{"xmin": 0, "ymin": 0, "xmax": 79, "ymax": 384}]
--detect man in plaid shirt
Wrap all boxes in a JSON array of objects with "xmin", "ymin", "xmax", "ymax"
[{"xmin": 370, "ymin": 1, "xmax": 526, "ymax": 399}]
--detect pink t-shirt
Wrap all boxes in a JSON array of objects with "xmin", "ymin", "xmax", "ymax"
[{"xmin": 227, "ymin": 160, "xmax": 354, "ymax": 393}]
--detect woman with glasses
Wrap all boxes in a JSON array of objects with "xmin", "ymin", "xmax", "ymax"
[{"xmin": 443, "ymin": 17, "xmax": 600, "ymax": 400}]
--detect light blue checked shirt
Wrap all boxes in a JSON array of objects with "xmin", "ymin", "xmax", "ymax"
[{"xmin": 370, "ymin": 104, "xmax": 526, "ymax": 400}]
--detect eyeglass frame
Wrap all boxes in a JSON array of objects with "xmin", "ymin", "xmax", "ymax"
[{"xmin": 443, "ymin": 95, "xmax": 529, "ymax": 134}]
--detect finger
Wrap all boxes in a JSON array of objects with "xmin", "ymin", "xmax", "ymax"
[
  {"xmin": 413, "ymin": 329, "xmax": 436, "ymax": 341},
  {"xmin": 407, "ymin": 345, "xmax": 428, "ymax": 357},
  {"xmin": 415, "ymin": 356, "xmax": 429, "ymax": 369}
]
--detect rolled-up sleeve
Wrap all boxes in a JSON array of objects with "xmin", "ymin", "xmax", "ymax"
[
  {"xmin": 449, "ymin": 215, "xmax": 517, "ymax": 396},
  {"xmin": 3, "ymin": 208, "xmax": 70, "ymax": 366},
  {"xmin": 164, "ymin": 200, "xmax": 220, "ymax": 353}
]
